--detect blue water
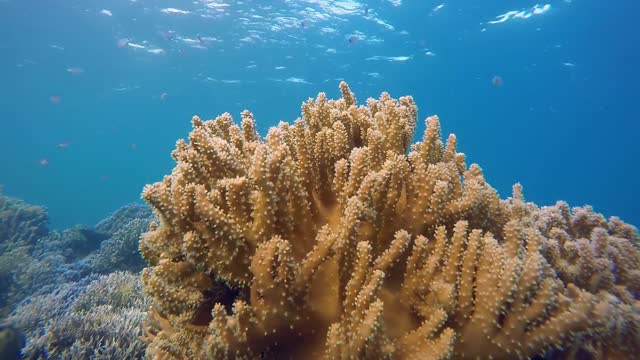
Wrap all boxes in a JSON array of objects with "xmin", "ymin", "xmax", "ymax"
[{"xmin": 1, "ymin": 0, "xmax": 638, "ymax": 229}]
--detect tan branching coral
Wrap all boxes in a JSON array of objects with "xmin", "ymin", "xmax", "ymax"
[
  {"xmin": 506, "ymin": 194, "xmax": 640, "ymax": 358},
  {"xmin": 140, "ymin": 82, "xmax": 640, "ymax": 359}
]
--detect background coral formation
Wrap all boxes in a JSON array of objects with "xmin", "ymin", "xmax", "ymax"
[
  {"xmin": 146, "ymin": 83, "xmax": 638, "ymax": 358},
  {"xmin": 0, "ymin": 201, "xmax": 154, "ymax": 358},
  {"xmin": 0, "ymin": 192, "xmax": 49, "ymax": 252},
  {"xmin": 0, "ymin": 192, "xmax": 49, "ymax": 317},
  {"xmin": 6, "ymin": 203, "xmax": 153, "ymax": 302},
  {"xmin": 13, "ymin": 272, "xmax": 150, "ymax": 359}
]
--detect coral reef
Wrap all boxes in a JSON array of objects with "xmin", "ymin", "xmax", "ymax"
[
  {"xmin": 13, "ymin": 272, "xmax": 150, "ymax": 359},
  {"xmin": 89, "ymin": 217, "xmax": 153, "ymax": 274},
  {"xmin": 0, "ymin": 201, "xmax": 154, "ymax": 358},
  {"xmin": 7, "ymin": 203, "xmax": 154, "ymax": 302},
  {"xmin": 140, "ymin": 82, "xmax": 640, "ymax": 359},
  {"xmin": 524, "ymin": 199, "xmax": 640, "ymax": 358},
  {"xmin": 96, "ymin": 203, "xmax": 154, "ymax": 235},
  {"xmin": 0, "ymin": 193, "xmax": 48, "ymax": 317},
  {"xmin": 31, "ymin": 226, "xmax": 108, "ymax": 262},
  {"xmin": 0, "ymin": 317, "xmax": 24, "ymax": 360},
  {"xmin": 0, "ymin": 193, "xmax": 49, "ymax": 253}
]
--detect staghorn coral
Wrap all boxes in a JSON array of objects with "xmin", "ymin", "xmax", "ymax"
[
  {"xmin": 532, "ymin": 202, "xmax": 640, "ymax": 299},
  {"xmin": 504, "ymin": 191, "xmax": 640, "ymax": 359},
  {"xmin": 89, "ymin": 217, "xmax": 154, "ymax": 274},
  {"xmin": 0, "ymin": 194, "xmax": 48, "ymax": 317},
  {"xmin": 0, "ymin": 201, "xmax": 155, "ymax": 358},
  {"xmin": 0, "ymin": 193, "xmax": 48, "ymax": 254},
  {"xmin": 13, "ymin": 272, "xmax": 150, "ymax": 360},
  {"xmin": 12, "ymin": 277, "xmax": 94, "ymax": 342},
  {"xmin": 7, "ymin": 203, "xmax": 154, "ymax": 302},
  {"xmin": 140, "ymin": 82, "xmax": 640, "ymax": 359},
  {"xmin": 0, "ymin": 324, "xmax": 24, "ymax": 360},
  {"xmin": 96, "ymin": 203, "xmax": 154, "ymax": 236},
  {"xmin": 30, "ymin": 226, "xmax": 108, "ymax": 262}
]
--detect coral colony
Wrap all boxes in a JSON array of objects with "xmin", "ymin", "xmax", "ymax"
[
  {"xmin": 1, "ymin": 201, "xmax": 154, "ymax": 358},
  {"xmin": 139, "ymin": 83, "xmax": 640, "ymax": 359}
]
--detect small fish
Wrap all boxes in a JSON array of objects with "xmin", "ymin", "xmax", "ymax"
[
  {"xmin": 127, "ymin": 42, "xmax": 145, "ymax": 49},
  {"xmin": 56, "ymin": 142, "xmax": 71, "ymax": 150},
  {"xmin": 117, "ymin": 38, "xmax": 129, "ymax": 48},
  {"xmin": 160, "ymin": 92, "xmax": 168, "ymax": 101},
  {"xmin": 147, "ymin": 48, "xmax": 165, "ymax": 55},
  {"xmin": 433, "ymin": 4, "xmax": 445, "ymax": 12},
  {"xmin": 491, "ymin": 75, "xmax": 503, "ymax": 87},
  {"xmin": 364, "ymin": 6, "xmax": 369, "ymax": 15},
  {"xmin": 50, "ymin": 95, "xmax": 62, "ymax": 104},
  {"xmin": 39, "ymin": 158, "xmax": 49, "ymax": 166},
  {"xmin": 348, "ymin": 35, "xmax": 358, "ymax": 44},
  {"xmin": 130, "ymin": 143, "xmax": 137, "ymax": 150},
  {"xmin": 112, "ymin": 85, "xmax": 141, "ymax": 92},
  {"xmin": 159, "ymin": 31, "xmax": 174, "ymax": 41},
  {"xmin": 100, "ymin": 9, "xmax": 112, "ymax": 16},
  {"xmin": 100, "ymin": 175, "xmax": 110, "ymax": 181},
  {"xmin": 67, "ymin": 67, "xmax": 84, "ymax": 75}
]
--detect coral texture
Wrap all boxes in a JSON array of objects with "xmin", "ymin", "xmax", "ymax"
[
  {"xmin": 7, "ymin": 203, "xmax": 154, "ymax": 303},
  {"xmin": 0, "ymin": 193, "xmax": 48, "ymax": 317},
  {"xmin": 13, "ymin": 272, "xmax": 149, "ymax": 359},
  {"xmin": 0, "ymin": 318, "xmax": 24, "ymax": 360},
  {"xmin": 140, "ymin": 82, "xmax": 640, "ymax": 359},
  {"xmin": 96, "ymin": 203, "xmax": 154, "ymax": 235},
  {"xmin": 89, "ymin": 204, "xmax": 154, "ymax": 274},
  {"xmin": 0, "ymin": 193, "xmax": 48, "ymax": 253}
]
